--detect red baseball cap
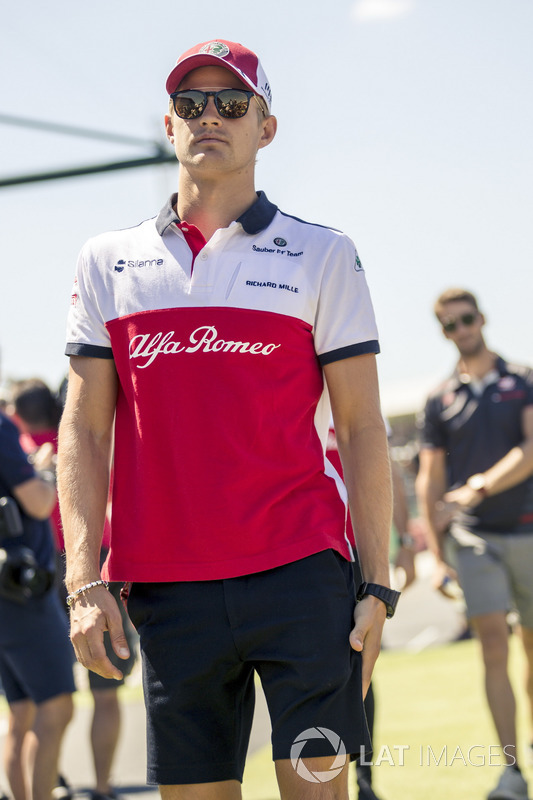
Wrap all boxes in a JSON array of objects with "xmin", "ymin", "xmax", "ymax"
[{"xmin": 166, "ymin": 40, "xmax": 272, "ymax": 113}]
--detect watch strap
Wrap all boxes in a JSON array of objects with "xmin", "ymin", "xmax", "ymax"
[
  {"xmin": 356, "ymin": 581, "xmax": 401, "ymax": 619},
  {"xmin": 399, "ymin": 532, "xmax": 416, "ymax": 549}
]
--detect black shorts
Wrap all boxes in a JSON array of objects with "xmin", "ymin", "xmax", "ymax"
[
  {"xmin": 0, "ymin": 590, "xmax": 76, "ymax": 705},
  {"xmin": 127, "ymin": 549, "xmax": 369, "ymax": 785}
]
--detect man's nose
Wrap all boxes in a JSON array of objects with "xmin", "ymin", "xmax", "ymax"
[{"xmin": 201, "ymin": 96, "xmax": 220, "ymax": 123}]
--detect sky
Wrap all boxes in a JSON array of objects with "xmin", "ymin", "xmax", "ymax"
[{"xmin": 1, "ymin": 0, "xmax": 532, "ymax": 417}]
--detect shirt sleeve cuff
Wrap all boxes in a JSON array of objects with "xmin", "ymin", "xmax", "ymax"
[
  {"xmin": 318, "ymin": 340, "xmax": 380, "ymax": 366},
  {"xmin": 65, "ymin": 343, "xmax": 114, "ymax": 359}
]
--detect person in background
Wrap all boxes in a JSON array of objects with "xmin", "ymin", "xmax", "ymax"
[
  {"xmin": 0, "ymin": 408, "xmax": 75, "ymax": 800},
  {"xmin": 8, "ymin": 379, "xmax": 137, "ymax": 800},
  {"xmin": 8, "ymin": 380, "xmax": 62, "ymax": 549},
  {"xmin": 327, "ymin": 422, "xmax": 415, "ymax": 800},
  {"xmin": 416, "ymin": 287, "xmax": 533, "ymax": 800}
]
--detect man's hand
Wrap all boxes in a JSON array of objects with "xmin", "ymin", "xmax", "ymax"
[
  {"xmin": 349, "ymin": 595, "xmax": 387, "ymax": 698},
  {"xmin": 432, "ymin": 559, "xmax": 460, "ymax": 599},
  {"xmin": 443, "ymin": 484, "xmax": 482, "ymax": 509},
  {"xmin": 69, "ymin": 586, "xmax": 130, "ymax": 679},
  {"xmin": 394, "ymin": 545, "xmax": 416, "ymax": 589},
  {"xmin": 31, "ymin": 442, "xmax": 56, "ymax": 472}
]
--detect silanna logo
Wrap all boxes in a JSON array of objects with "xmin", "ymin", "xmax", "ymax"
[{"xmin": 114, "ymin": 257, "xmax": 164, "ymax": 273}]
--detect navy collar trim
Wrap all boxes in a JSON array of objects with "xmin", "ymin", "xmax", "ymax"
[
  {"xmin": 155, "ymin": 191, "xmax": 278, "ymax": 237},
  {"xmin": 237, "ymin": 191, "xmax": 278, "ymax": 233},
  {"xmin": 448, "ymin": 355, "xmax": 508, "ymax": 390},
  {"xmin": 155, "ymin": 194, "xmax": 180, "ymax": 235}
]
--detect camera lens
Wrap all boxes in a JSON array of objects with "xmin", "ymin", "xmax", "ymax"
[{"xmin": 19, "ymin": 562, "xmax": 51, "ymax": 596}]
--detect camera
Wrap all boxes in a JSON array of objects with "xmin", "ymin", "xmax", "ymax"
[{"xmin": 0, "ymin": 496, "xmax": 55, "ymax": 604}]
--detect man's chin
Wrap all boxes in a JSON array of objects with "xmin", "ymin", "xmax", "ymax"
[{"xmin": 457, "ymin": 339, "xmax": 484, "ymax": 358}]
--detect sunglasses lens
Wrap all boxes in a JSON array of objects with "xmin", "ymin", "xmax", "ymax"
[
  {"xmin": 442, "ymin": 312, "xmax": 477, "ymax": 333},
  {"xmin": 215, "ymin": 90, "xmax": 251, "ymax": 118},
  {"xmin": 173, "ymin": 91, "xmax": 206, "ymax": 119}
]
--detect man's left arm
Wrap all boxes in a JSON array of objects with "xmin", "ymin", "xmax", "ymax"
[
  {"xmin": 391, "ymin": 459, "xmax": 416, "ymax": 589},
  {"xmin": 445, "ymin": 405, "xmax": 533, "ymax": 507},
  {"xmin": 324, "ymin": 353, "xmax": 392, "ymax": 697}
]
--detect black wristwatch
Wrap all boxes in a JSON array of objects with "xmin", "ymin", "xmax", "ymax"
[{"xmin": 356, "ymin": 582, "xmax": 401, "ymax": 619}]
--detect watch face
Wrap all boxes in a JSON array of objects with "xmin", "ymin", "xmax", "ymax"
[{"xmin": 469, "ymin": 474, "xmax": 486, "ymax": 491}]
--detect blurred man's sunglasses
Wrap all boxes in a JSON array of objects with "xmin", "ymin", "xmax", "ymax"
[{"xmin": 441, "ymin": 312, "xmax": 478, "ymax": 333}]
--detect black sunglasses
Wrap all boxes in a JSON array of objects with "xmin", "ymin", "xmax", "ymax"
[
  {"xmin": 170, "ymin": 89, "xmax": 259, "ymax": 120},
  {"xmin": 441, "ymin": 312, "xmax": 478, "ymax": 333}
]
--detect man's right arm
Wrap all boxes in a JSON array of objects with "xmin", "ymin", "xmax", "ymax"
[
  {"xmin": 12, "ymin": 475, "xmax": 56, "ymax": 520},
  {"xmin": 57, "ymin": 355, "xmax": 129, "ymax": 679},
  {"xmin": 415, "ymin": 446, "xmax": 459, "ymax": 593}
]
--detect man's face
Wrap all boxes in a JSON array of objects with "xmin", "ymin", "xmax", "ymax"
[
  {"xmin": 164, "ymin": 65, "xmax": 276, "ymax": 177},
  {"xmin": 437, "ymin": 301, "xmax": 485, "ymax": 357}
]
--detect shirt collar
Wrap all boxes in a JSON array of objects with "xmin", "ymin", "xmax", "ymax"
[
  {"xmin": 447, "ymin": 355, "xmax": 508, "ymax": 391},
  {"xmin": 155, "ymin": 191, "xmax": 278, "ymax": 237},
  {"xmin": 155, "ymin": 193, "xmax": 180, "ymax": 235},
  {"xmin": 237, "ymin": 191, "xmax": 278, "ymax": 233}
]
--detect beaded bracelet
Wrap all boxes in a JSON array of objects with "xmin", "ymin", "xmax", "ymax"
[{"xmin": 66, "ymin": 579, "xmax": 109, "ymax": 607}]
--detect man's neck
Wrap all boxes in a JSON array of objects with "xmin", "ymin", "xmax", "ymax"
[
  {"xmin": 177, "ymin": 173, "xmax": 258, "ymax": 240},
  {"xmin": 457, "ymin": 347, "xmax": 497, "ymax": 381}
]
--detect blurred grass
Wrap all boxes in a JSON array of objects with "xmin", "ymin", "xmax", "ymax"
[{"xmin": 242, "ymin": 636, "xmax": 533, "ymax": 800}]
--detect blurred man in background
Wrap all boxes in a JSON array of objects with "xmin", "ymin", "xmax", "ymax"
[{"xmin": 416, "ymin": 288, "xmax": 533, "ymax": 800}]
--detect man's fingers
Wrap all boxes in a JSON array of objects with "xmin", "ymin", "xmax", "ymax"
[
  {"xmin": 71, "ymin": 628, "xmax": 122, "ymax": 679},
  {"xmin": 88, "ymin": 647, "xmax": 124, "ymax": 680},
  {"xmin": 350, "ymin": 595, "xmax": 387, "ymax": 698},
  {"xmin": 69, "ymin": 593, "xmax": 127, "ymax": 678},
  {"xmin": 361, "ymin": 665, "xmax": 373, "ymax": 700},
  {"xmin": 349, "ymin": 626, "xmax": 365, "ymax": 652},
  {"xmin": 105, "ymin": 605, "xmax": 130, "ymax": 660},
  {"xmin": 109, "ymin": 630, "xmax": 130, "ymax": 661},
  {"xmin": 72, "ymin": 637, "xmax": 92, "ymax": 669},
  {"xmin": 350, "ymin": 626, "xmax": 379, "ymax": 699}
]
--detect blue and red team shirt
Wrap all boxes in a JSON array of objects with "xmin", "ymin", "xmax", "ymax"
[
  {"xmin": 418, "ymin": 357, "xmax": 533, "ymax": 534},
  {"xmin": 65, "ymin": 192, "xmax": 380, "ymax": 582}
]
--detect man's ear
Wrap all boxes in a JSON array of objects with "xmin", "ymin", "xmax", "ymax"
[
  {"xmin": 258, "ymin": 114, "xmax": 277, "ymax": 150},
  {"xmin": 436, "ymin": 318, "xmax": 449, "ymax": 340},
  {"xmin": 164, "ymin": 114, "xmax": 174, "ymax": 144}
]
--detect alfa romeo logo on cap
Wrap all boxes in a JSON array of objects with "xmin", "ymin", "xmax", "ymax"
[{"xmin": 199, "ymin": 42, "xmax": 230, "ymax": 57}]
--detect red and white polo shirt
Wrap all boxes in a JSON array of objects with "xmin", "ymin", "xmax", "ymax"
[{"xmin": 66, "ymin": 192, "xmax": 380, "ymax": 581}]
